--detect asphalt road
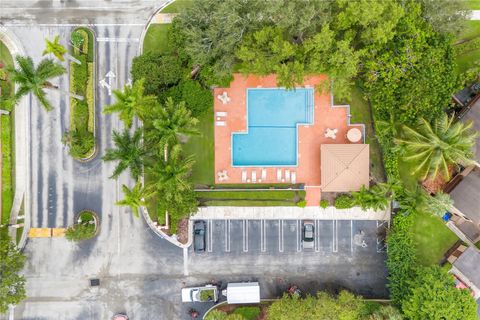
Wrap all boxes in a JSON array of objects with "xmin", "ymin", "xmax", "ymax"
[{"xmin": 0, "ymin": 1, "xmax": 389, "ymax": 319}]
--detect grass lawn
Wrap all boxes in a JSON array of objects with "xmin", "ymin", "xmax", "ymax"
[
  {"xmin": 455, "ymin": 20, "xmax": 480, "ymax": 75},
  {"xmin": 184, "ymin": 107, "xmax": 215, "ymax": 186},
  {"xmin": 161, "ymin": 0, "xmax": 193, "ymax": 13},
  {"xmin": 335, "ymin": 86, "xmax": 386, "ymax": 183},
  {"xmin": 197, "ymin": 190, "xmax": 305, "ymax": 206},
  {"xmin": 467, "ymin": 0, "xmax": 480, "ymax": 9},
  {"xmin": 411, "ymin": 212, "xmax": 459, "ymax": 266},
  {"xmin": 143, "ymin": 24, "xmax": 171, "ymax": 54},
  {"xmin": 0, "ymin": 40, "xmax": 15, "ymax": 228}
]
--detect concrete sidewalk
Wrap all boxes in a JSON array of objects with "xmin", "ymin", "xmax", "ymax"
[
  {"xmin": 471, "ymin": 10, "xmax": 480, "ymax": 20},
  {"xmin": 192, "ymin": 206, "xmax": 390, "ymax": 221}
]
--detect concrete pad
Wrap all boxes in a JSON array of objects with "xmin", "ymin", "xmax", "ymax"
[
  {"xmin": 51, "ymin": 228, "xmax": 66, "ymax": 237},
  {"xmin": 28, "ymin": 228, "xmax": 51, "ymax": 238}
]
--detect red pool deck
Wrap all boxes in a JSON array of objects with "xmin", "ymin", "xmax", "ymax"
[{"xmin": 213, "ymin": 74, "xmax": 364, "ymax": 206}]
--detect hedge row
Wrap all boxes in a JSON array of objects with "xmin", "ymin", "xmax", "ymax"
[{"xmin": 67, "ymin": 28, "xmax": 95, "ymax": 159}]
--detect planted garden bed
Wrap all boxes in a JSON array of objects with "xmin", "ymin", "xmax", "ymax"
[
  {"xmin": 65, "ymin": 210, "xmax": 99, "ymax": 241},
  {"xmin": 65, "ymin": 27, "xmax": 95, "ymax": 159}
]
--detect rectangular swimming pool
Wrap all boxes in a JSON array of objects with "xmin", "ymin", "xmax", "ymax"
[{"xmin": 232, "ymin": 88, "xmax": 314, "ymax": 166}]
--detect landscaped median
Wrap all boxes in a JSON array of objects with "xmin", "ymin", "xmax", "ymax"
[{"xmin": 64, "ymin": 27, "xmax": 95, "ymax": 160}]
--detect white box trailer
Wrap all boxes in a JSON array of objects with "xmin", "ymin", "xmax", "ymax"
[
  {"xmin": 181, "ymin": 285, "xmax": 218, "ymax": 303},
  {"xmin": 222, "ymin": 282, "xmax": 260, "ymax": 304}
]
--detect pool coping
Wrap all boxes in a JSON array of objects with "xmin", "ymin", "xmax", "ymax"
[{"xmin": 230, "ymin": 87, "xmax": 315, "ymax": 168}]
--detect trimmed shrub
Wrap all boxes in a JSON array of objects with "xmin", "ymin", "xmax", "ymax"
[
  {"xmin": 131, "ymin": 52, "xmax": 183, "ymax": 95},
  {"xmin": 296, "ymin": 200, "xmax": 307, "ymax": 208},
  {"xmin": 71, "ymin": 31, "xmax": 85, "ymax": 53},
  {"xmin": 334, "ymin": 194, "xmax": 355, "ymax": 209},
  {"xmin": 320, "ymin": 199, "xmax": 329, "ymax": 208},
  {"xmin": 86, "ymin": 63, "xmax": 94, "ymax": 132},
  {"xmin": 65, "ymin": 211, "xmax": 97, "ymax": 241},
  {"xmin": 233, "ymin": 307, "xmax": 260, "ymax": 320},
  {"xmin": 160, "ymin": 80, "xmax": 213, "ymax": 117}
]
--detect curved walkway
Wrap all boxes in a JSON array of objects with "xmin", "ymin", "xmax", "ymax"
[{"xmin": 0, "ymin": 26, "xmax": 29, "ymax": 247}]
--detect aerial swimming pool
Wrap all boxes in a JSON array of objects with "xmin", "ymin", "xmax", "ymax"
[{"xmin": 232, "ymin": 88, "xmax": 314, "ymax": 166}]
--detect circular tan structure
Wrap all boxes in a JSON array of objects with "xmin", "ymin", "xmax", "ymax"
[{"xmin": 347, "ymin": 128, "xmax": 362, "ymax": 143}]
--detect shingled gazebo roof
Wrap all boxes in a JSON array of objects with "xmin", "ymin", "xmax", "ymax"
[{"xmin": 321, "ymin": 144, "xmax": 370, "ymax": 192}]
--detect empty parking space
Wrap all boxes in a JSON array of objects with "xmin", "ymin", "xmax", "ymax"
[{"xmin": 191, "ymin": 219, "xmax": 388, "ymax": 256}]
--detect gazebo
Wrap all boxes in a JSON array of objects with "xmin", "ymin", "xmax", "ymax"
[{"xmin": 320, "ymin": 144, "xmax": 370, "ymax": 192}]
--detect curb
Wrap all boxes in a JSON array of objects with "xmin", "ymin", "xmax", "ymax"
[
  {"xmin": 140, "ymin": 205, "xmax": 193, "ymax": 249},
  {"xmin": 137, "ymin": 0, "xmax": 175, "ymax": 55}
]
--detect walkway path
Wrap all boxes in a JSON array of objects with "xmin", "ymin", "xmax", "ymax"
[
  {"xmin": 192, "ymin": 206, "xmax": 390, "ymax": 221},
  {"xmin": 471, "ymin": 10, "xmax": 480, "ymax": 20}
]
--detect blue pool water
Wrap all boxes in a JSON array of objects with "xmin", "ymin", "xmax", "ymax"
[{"xmin": 232, "ymin": 88, "xmax": 314, "ymax": 166}]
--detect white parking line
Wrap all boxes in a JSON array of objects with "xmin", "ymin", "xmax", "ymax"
[
  {"xmin": 297, "ymin": 220, "xmax": 302, "ymax": 252},
  {"xmin": 96, "ymin": 37, "xmax": 140, "ymax": 42},
  {"xmin": 350, "ymin": 220, "xmax": 354, "ymax": 252},
  {"xmin": 207, "ymin": 220, "xmax": 213, "ymax": 252},
  {"xmin": 332, "ymin": 220, "xmax": 338, "ymax": 252},
  {"xmin": 315, "ymin": 220, "xmax": 320, "ymax": 252},
  {"xmin": 260, "ymin": 220, "xmax": 266, "ymax": 252},
  {"xmin": 243, "ymin": 220, "xmax": 249, "ymax": 252},
  {"xmin": 225, "ymin": 220, "xmax": 231, "ymax": 252},
  {"xmin": 278, "ymin": 220, "xmax": 284, "ymax": 252}
]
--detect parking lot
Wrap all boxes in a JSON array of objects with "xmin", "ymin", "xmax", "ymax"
[{"xmin": 190, "ymin": 219, "xmax": 388, "ymax": 256}]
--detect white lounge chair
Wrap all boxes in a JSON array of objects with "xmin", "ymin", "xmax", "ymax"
[
  {"xmin": 241, "ymin": 170, "xmax": 247, "ymax": 183},
  {"xmin": 215, "ymin": 121, "xmax": 226, "ymax": 126},
  {"xmin": 252, "ymin": 171, "xmax": 257, "ymax": 183},
  {"xmin": 291, "ymin": 171, "xmax": 297, "ymax": 184},
  {"xmin": 217, "ymin": 91, "xmax": 231, "ymax": 104},
  {"xmin": 285, "ymin": 170, "xmax": 291, "ymax": 182},
  {"xmin": 277, "ymin": 169, "xmax": 282, "ymax": 182},
  {"xmin": 216, "ymin": 111, "xmax": 227, "ymax": 117},
  {"xmin": 261, "ymin": 168, "xmax": 267, "ymax": 181}
]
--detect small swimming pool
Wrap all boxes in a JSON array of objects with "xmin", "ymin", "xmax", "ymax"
[{"xmin": 232, "ymin": 88, "xmax": 314, "ymax": 166}]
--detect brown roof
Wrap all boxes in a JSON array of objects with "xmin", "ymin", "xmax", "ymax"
[{"xmin": 321, "ymin": 144, "xmax": 370, "ymax": 192}]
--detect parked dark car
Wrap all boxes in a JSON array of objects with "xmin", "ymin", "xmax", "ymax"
[
  {"xmin": 194, "ymin": 220, "xmax": 206, "ymax": 252},
  {"xmin": 302, "ymin": 220, "xmax": 315, "ymax": 250}
]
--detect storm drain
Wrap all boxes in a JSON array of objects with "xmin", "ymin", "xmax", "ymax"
[{"xmin": 90, "ymin": 279, "xmax": 100, "ymax": 287}]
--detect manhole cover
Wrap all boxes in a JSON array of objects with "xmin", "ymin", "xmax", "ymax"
[{"xmin": 90, "ymin": 279, "xmax": 100, "ymax": 287}]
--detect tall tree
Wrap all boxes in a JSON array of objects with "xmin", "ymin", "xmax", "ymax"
[
  {"xmin": 402, "ymin": 266, "xmax": 477, "ymax": 320},
  {"xmin": 148, "ymin": 144, "xmax": 194, "ymax": 202},
  {"xmin": 396, "ymin": 115, "xmax": 477, "ymax": 180},
  {"xmin": 116, "ymin": 182, "xmax": 151, "ymax": 218},
  {"xmin": 351, "ymin": 183, "xmax": 391, "ymax": 211},
  {"xmin": 7, "ymin": 56, "xmax": 66, "ymax": 111},
  {"xmin": 103, "ymin": 78, "xmax": 158, "ymax": 128},
  {"xmin": 147, "ymin": 97, "xmax": 199, "ymax": 160},
  {"xmin": 0, "ymin": 237, "xmax": 26, "ymax": 313},
  {"xmin": 103, "ymin": 128, "xmax": 147, "ymax": 181},
  {"xmin": 43, "ymin": 35, "xmax": 81, "ymax": 65}
]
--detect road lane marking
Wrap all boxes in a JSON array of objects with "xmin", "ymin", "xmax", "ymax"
[
  {"xmin": 242, "ymin": 220, "xmax": 248, "ymax": 252},
  {"xmin": 3, "ymin": 23, "xmax": 145, "ymax": 26},
  {"xmin": 225, "ymin": 220, "xmax": 231, "ymax": 252},
  {"xmin": 278, "ymin": 220, "xmax": 284, "ymax": 252},
  {"xmin": 183, "ymin": 247, "xmax": 189, "ymax": 276},
  {"xmin": 332, "ymin": 220, "xmax": 338, "ymax": 253},
  {"xmin": 207, "ymin": 220, "xmax": 213, "ymax": 253},
  {"xmin": 261, "ymin": 220, "xmax": 266, "ymax": 252},
  {"xmin": 296, "ymin": 220, "xmax": 302, "ymax": 252}
]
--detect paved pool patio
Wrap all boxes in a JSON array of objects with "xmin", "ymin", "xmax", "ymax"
[{"xmin": 213, "ymin": 74, "xmax": 365, "ymax": 206}]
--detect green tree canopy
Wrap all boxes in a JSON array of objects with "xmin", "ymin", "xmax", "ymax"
[
  {"xmin": 103, "ymin": 128, "xmax": 147, "ymax": 181},
  {"xmin": 104, "ymin": 78, "xmax": 157, "ymax": 128},
  {"xmin": 402, "ymin": 266, "xmax": 477, "ymax": 320},
  {"xmin": 7, "ymin": 56, "xmax": 66, "ymax": 111},
  {"xmin": 116, "ymin": 182, "xmax": 151, "ymax": 218},
  {"xmin": 0, "ymin": 238, "xmax": 26, "ymax": 313},
  {"xmin": 396, "ymin": 115, "xmax": 477, "ymax": 180}
]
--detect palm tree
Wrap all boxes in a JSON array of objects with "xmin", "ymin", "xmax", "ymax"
[
  {"xmin": 103, "ymin": 128, "xmax": 147, "ymax": 181},
  {"xmin": 103, "ymin": 78, "xmax": 157, "ymax": 128},
  {"xmin": 423, "ymin": 191, "xmax": 454, "ymax": 217},
  {"xmin": 43, "ymin": 35, "xmax": 81, "ymax": 65},
  {"xmin": 116, "ymin": 182, "xmax": 151, "ymax": 218},
  {"xmin": 147, "ymin": 97, "xmax": 199, "ymax": 160},
  {"xmin": 7, "ymin": 56, "xmax": 66, "ymax": 111},
  {"xmin": 395, "ymin": 114, "xmax": 477, "ymax": 180},
  {"xmin": 351, "ymin": 183, "xmax": 391, "ymax": 211},
  {"xmin": 147, "ymin": 144, "xmax": 195, "ymax": 202}
]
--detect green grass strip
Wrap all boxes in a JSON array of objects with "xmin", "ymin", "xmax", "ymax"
[
  {"xmin": 196, "ymin": 190, "xmax": 302, "ymax": 200},
  {"xmin": 203, "ymin": 200, "xmax": 296, "ymax": 207}
]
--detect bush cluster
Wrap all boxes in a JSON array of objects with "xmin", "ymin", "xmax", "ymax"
[{"xmin": 334, "ymin": 194, "xmax": 355, "ymax": 209}]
